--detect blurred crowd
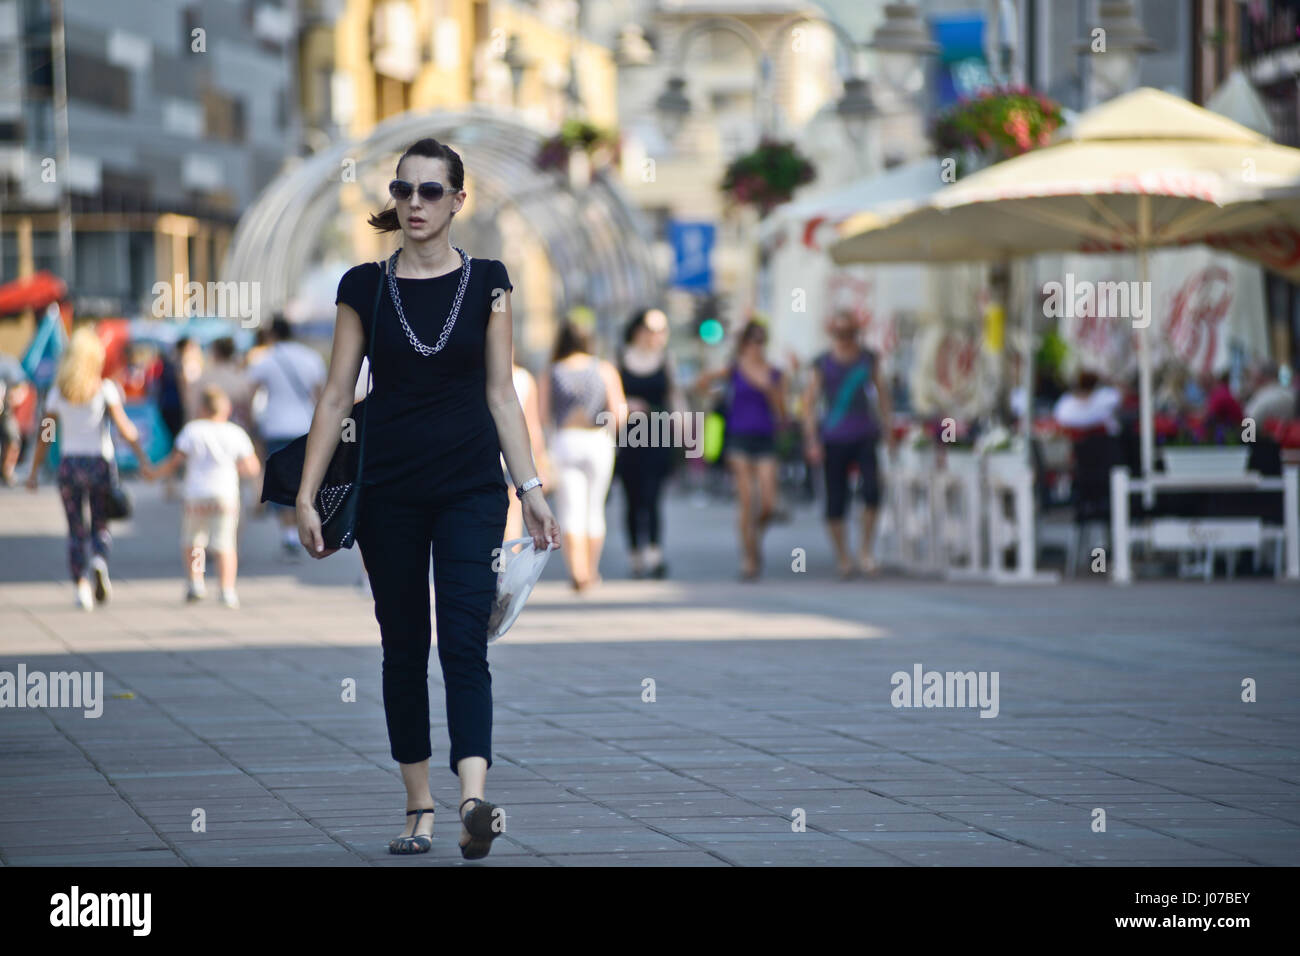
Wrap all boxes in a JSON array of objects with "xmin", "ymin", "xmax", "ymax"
[{"xmin": 9, "ymin": 297, "xmax": 1299, "ymax": 610}]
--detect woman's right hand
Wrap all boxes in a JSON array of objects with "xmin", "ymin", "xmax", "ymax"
[
  {"xmin": 804, "ymin": 435, "xmax": 824, "ymax": 466},
  {"xmin": 297, "ymin": 499, "xmax": 338, "ymax": 559}
]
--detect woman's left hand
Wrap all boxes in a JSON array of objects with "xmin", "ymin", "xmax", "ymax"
[{"xmin": 521, "ymin": 488, "xmax": 561, "ymax": 552}]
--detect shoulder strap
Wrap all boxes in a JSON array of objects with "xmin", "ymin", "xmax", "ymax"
[
  {"xmin": 271, "ymin": 345, "xmax": 313, "ymax": 403},
  {"xmin": 824, "ymin": 355, "xmax": 870, "ymax": 432},
  {"xmin": 352, "ymin": 260, "xmax": 385, "ymax": 484}
]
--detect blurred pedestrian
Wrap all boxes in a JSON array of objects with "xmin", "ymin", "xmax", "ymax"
[
  {"xmin": 148, "ymin": 385, "xmax": 260, "ymax": 607},
  {"xmin": 191, "ymin": 336, "xmax": 255, "ymax": 432},
  {"xmin": 1155, "ymin": 362, "xmax": 1191, "ymax": 418},
  {"xmin": 1244, "ymin": 360, "xmax": 1295, "ymax": 423},
  {"xmin": 616, "ymin": 307, "xmax": 685, "ymax": 578},
  {"xmin": 1205, "ymin": 370, "xmax": 1244, "ymax": 428},
  {"xmin": 25, "ymin": 327, "xmax": 153, "ymax": 610},
  {"xmin": 0, "ymin": 352, "xmax": 28, "ymax": 485},
  {"xmin": 296, "ymin": 137, "xmax": 559, "ymax": 858},
  {"xmin": 246, "ymin": 326, "xmax": 272, "ymax": 367},
  {"xmin": 539, "ymin": 318, "xmax": 625, "ymax": 591},
  {"xmin": 695, "ymin": 319, "xmax": 787, "ymax": 581},
  {"xmin": 1053, "ymin": 368, "xmax": 1121, "ymax": 435},
  {"xmin": 155, "ymin": 336, "xmax": 200, "ymax": 500},
  {"xmin": 248, "ymin": 314, "xmax": 326, "ymax": 557},
  {"xmin": 801, "ymin": 310, "xmax": 895, "ymax": 579}
]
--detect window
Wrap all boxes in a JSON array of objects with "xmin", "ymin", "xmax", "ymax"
[
  {"xmin": 66, "ymin": 49, "xmax": 131, "ymax": 112},
  {"xmin": 202, "ymin": 87, "xmax": 245, "ymax": 142}
]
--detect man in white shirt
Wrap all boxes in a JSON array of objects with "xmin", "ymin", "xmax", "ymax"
[
  {"xmin": 247, "ymin": 316, "xmax": 326, "ymax": 556},
  {"xmin": 1244, "ymin": 361, "xmax": 1296, "ymax": 424},
  {"xmin": 1053, "ymin": 369, "xmax": 1121, "ymax": 435},
  {"xmin": 150, "ymin": 385, "xmax": 261, "ymax": 607}
]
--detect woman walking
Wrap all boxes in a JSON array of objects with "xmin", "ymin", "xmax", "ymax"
[
  {"xmin": 26, "ymin": 327, "xmax": 153, "ymax": 609},
  {"xmin": 295, "ymin": 137, "xmax": 559, "ymax": 859},
  {"xmin": 615, "ymin": 308, "xmax": 684, "ymax": 578},
  {"xmin": 538, "ymin": 320, "xmax": 625, "ymax": 591},
  {"xmin": 801, "ymin": 311, "xmax": 895, "ymax": 579},
  {"xmin": 695, "ymin": 319, "xmax": 787, "ymax": 580}
]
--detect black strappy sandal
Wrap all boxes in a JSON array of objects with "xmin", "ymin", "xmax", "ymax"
[
  {"xmin": 388, "ymin": 807, "xmax": 434, "ymax": 855},
  {"xmin": 458, "ymin": 797, "xmax": 502, "ymax": 860}
]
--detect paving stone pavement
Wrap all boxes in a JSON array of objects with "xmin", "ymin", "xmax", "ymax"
[{"xmin": 1, "ymin": 474, "xmax": 1298, "ymax": 866}]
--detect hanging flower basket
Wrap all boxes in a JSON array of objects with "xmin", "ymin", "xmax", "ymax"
[
  {"xmin": 932, "ymin": 85, "xmax": 1064, "ymax": 178},
  {"xmin": 720, "ymin": 137, "xmax": 816, "ymax": 218},
  {"xmin": 535, "ymin": 118, "xmax": 622, "ymax": 175}
]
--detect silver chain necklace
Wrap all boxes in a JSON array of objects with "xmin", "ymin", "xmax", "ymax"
[{"xmin": 385, "ymin": 246, "xmax": 472, "ymax": 357}]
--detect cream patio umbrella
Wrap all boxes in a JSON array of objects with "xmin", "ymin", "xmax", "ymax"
[{"xmin": 828, "ymin": 86, "xmax": 1300, "ymax": 485}]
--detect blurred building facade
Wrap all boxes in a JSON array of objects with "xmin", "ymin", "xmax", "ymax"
[
  {"xmin": 0, "ymin": 0, "xmax": 300, "ymax": 351},
  {"xmin": 616, "ymin": 0, "xmax": 855, "ymax": 360},
  {"xmin": 296, "ymin": 0, "xmax": 618, "ymax": 260}
]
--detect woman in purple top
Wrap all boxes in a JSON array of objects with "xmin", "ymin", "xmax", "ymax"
[
  {"xmin": 696, "ymin": 320, "xmax": 788, "ymax": 580},
  {"xmin": 802, "ymin": 311, "xmax": 895, "ymax": 578}
]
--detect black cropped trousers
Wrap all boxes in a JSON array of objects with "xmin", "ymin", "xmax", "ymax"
[{"xmin": 355, "ymin": 480, "xmax": 508, "ymax": 773}]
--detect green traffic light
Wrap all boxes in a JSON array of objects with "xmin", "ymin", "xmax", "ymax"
[{"xmin": 699, "ymin": 318, "xmax": 724, "ymax": 344}]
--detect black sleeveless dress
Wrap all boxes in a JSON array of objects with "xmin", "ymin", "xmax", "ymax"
[
  {"xmin": 616, "ymin": 353, "xmax": 673, "ymax": 477},
  {"xmin": 335, "ymin": 257, "xmax": 512, "ymax": 502}
]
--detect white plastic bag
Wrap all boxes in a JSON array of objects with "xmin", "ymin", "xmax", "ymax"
[{"xmin": 487, "ymin": 536, "xmax": 556, "ymax": 642}]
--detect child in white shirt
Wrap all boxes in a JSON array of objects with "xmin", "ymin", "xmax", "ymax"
[{"xmin": 150, "ymin": 385, "xmax": 260, "ymax": 607}]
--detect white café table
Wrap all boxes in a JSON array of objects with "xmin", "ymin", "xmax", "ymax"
[{"xmin": 1109, "ymin": 465, "xmax": 1300, "ymax": 584}]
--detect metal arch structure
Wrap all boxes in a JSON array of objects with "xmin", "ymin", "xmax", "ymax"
[{"xmin": 222, "ymin": 104, "xmax": 663, "ymax": 341}]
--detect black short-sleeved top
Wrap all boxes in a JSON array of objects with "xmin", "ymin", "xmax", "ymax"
[{"xmin": 335, "ymin": 256, "xmax": 512, "ymax": 499}]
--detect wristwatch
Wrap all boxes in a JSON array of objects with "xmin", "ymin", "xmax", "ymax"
[{"xmin": 515, "ymin": 476, "xmax": 543, "ymax": 499}]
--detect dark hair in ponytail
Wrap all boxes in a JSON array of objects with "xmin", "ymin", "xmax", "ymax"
[{"xmin": 368, "ymin": 137, "xmax": 466, "ymax": 233}]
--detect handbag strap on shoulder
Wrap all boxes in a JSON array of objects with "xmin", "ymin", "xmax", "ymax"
[{"xmin": 352, "ymin": 259, "xmax": 385, "ymax": 485}]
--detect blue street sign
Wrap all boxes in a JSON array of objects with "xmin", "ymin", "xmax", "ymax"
[{"xmin": 669, "ymin": 221, "xmax": 715, "ymax": 292}]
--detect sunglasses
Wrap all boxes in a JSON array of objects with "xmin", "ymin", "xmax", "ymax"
[{"xmin": 389, "ymin": 179, "xmax": 450, "ymax": 202}]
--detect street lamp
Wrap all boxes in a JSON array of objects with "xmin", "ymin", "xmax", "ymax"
[
  {"xmin": 654, "ymin": 14, "xmax": 877, "ymax": 145},
  {"xmin": 868, "ymin": 2, "xmax": 939, "ymax": 101},
  {"xmin": 563, "ymin": 51, "xmax": 582, "ymax": 116},
  {"xmin": 1074, "ymin": 0, "xmax": 1156, "ymax": 106},
  {"xmin": 654, "ymin": 76, "xmax": 692, "ymax": 142},
  {"xmin": 502, "ymin": 34, "xmax": 531, "ymax": 105},
  {"xmin": 835, "ymin": 76, "xmax": 877, "ymax": 146}
]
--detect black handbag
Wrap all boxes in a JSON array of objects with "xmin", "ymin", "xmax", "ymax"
[
  {"xmin": 259, "ymin": 260, "xmax": 385, "ymax": 550},
  {"xmin": 99, "ymin": 417, "xmax": 132, "ymax": 520},
  {"xmin": 105, "ymin": 460, "xmax": 132, "ymax": 520}
]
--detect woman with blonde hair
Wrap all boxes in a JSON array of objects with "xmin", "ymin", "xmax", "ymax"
[{"xmin": 26, "ymin": 326, "xmax": 153, "ymax": 609}]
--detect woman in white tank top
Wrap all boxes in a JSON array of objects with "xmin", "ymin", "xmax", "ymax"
[{"xmin": 538, "ymin": 320, "xmax": 626, "ymax": 591}]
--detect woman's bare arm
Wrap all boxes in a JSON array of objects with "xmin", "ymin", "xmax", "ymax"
[
  {"xmin": 297, "ymin": 301, "xmax": 367, "ymax": 514},
  {"xmin": 106, "ymin": 399, "xmax": 150, "ymax": 466},
  {"xmin": 802, "ymin": 364, "xmax": 821, "ymax": 438},
  {"xmin": 484, "ymin": 288, "xmax": 540, "ymax": 486},
  {"xmin": 601, "ymin": 360, "xmax": 628, "ymax": 435},
  {"xmin": 872, "ymin": 357, "xmax": 896, "ymax": 448},
  {"xmin": 520, "ymin": 370, "xmax": 550, "ymax": 485}
]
